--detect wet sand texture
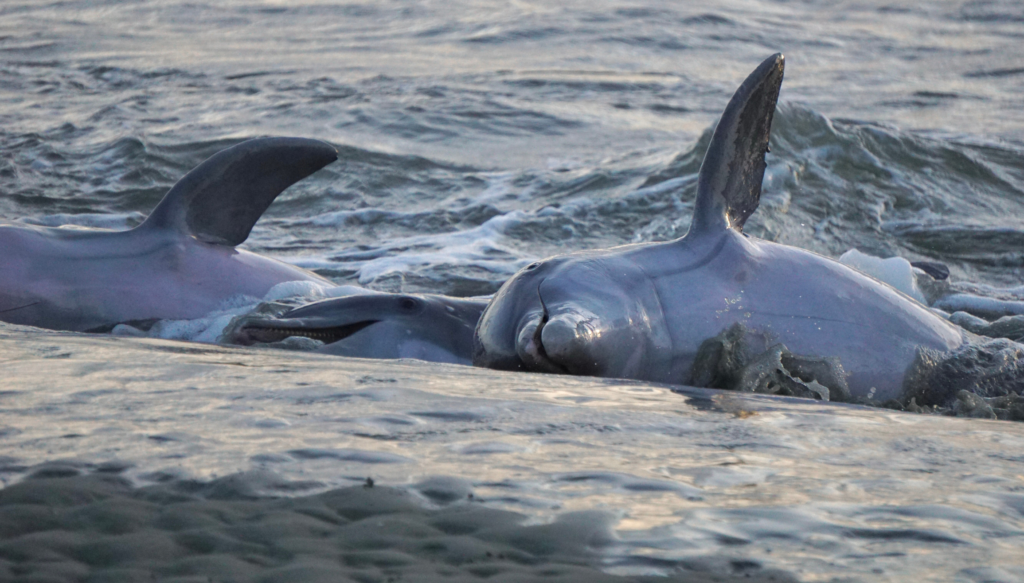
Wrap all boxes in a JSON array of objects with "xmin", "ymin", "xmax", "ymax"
[{"xmin": 0, "ymin": 470, "xmax": 795, "ymax": 583}]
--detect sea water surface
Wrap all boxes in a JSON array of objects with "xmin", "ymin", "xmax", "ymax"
[{"xmin": 2, "ymin": 0, "xmax": 1024, "ymax": 581}]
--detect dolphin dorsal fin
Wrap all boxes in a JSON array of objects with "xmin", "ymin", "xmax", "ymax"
[
  {"xmin": 687, "ymin": 54, "xmax": 784, "ymax": 237},
  {"xmin": 140, "ymin": 137, "xmax": 338, "ymax": 246}
]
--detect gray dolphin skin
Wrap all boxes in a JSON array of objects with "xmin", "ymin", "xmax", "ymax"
[
  {"xmin": 473, "ymin": 54, "xmax": 966, "ymax": 401},
  {"xmin": 0, "ymin": 138, "xmax": 337, "ymax": 332},
  {"xmin": 235, "ymin": 293, "xmax": 488, "ymax": 365}
]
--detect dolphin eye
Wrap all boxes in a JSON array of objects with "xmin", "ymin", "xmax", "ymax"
[{"xmin": 399, "ymin": 297, "xmax": 420, "ymax": 311}]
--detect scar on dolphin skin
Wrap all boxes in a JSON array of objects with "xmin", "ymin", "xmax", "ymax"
[{"xmin": 0, "ymin": 301, "xmax": 40, "ymax": 315}]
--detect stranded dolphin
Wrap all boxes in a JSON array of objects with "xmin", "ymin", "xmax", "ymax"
[
  {"xmin": 233, "ymin": 292, "xmax": 488, "ymax": 365},
  {"xmin": 0, "ymin": 138, "xmax": 338, "ymax": 332},
  {"xmin": 473, "ymin": 54, "xmax": 966, "ymax": 401}
]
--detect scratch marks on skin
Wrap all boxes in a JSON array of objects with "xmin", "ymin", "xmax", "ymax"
[
  {"xmin": 716, "ymin": 290, "xmax": 746, "ymax": 318},
  {"xmin": 0, "ymin": 301, "xmax": 40, "ymax": 315},
  {"xmin": 712, "ymin": 289, "xmax": 863, "ymax": 328}
]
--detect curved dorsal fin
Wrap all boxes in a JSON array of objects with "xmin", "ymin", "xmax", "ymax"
[
  {"xmin": 687, "ymin": 54, "xmax": 784, "ymax": 237},
  {"xmin": 140, "ymin": 137, "xmax": 338, "ymax": 246}
]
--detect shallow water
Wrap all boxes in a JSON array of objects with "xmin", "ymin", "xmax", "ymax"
[
  {"xmin": 3, "ymin": 325, "xmax": 1024, "ymax": 581},
  {"xmin": 3, "ymin": 0, "xmax": 1024, "ymax": 290},
  {"xmin": 2, "ymin": 0, "xmax": 1024, "ymax": 580}
]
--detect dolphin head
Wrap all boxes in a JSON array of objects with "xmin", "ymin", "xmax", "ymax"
[
  {"xmin": 237, "ymin": 293, "xmax": 487, "ymax": 364},
  {"xmin": 474, "ymin": 253, "xmax": 672, "ymax": 378}
]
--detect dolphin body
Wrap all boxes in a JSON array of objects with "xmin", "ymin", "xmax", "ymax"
[
  {"xmin": 235, "ymin": 293, "xmax": 488, "ymax": 365},
  {"xmin": 473, "ymin": 54, "xmax": 966, "ymax": 402},
  {"xmin": 0, "ymin": 138, "xmax": 337, "ymax": 332}
]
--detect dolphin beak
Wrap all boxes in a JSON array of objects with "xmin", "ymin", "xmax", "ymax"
[
  {"xmin": 236, "ymin": 318, "xmax": 378, "ymax": 345},
  {"xmin": 515, "ymin": 283, "xmax": 567, "ymax": 374},
  {"xmin": 516, "ymin": 316, "xmax": 564, "ymax": 374},
  {"xmin": 515, "ymin": 279, "xmax": 620, "ymax": 377},
  {"xmin": 539, "ymin": 313, "xmax": 590, "ymax": 367},
  {"xmin": 532, "ymin": 309, "xmax": 604, "ymax": 376}
]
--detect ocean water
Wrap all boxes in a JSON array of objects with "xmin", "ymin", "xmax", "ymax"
[{"xmin": 2, "ymin": 0, "xmax": 1024, "ymax": 581}]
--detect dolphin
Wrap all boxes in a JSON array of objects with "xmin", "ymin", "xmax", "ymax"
[
  {"xmin": 472, "ymin": 54, "xmax": 966, "ymax": 402},
  {"xmin": 0, "ymin": 138, "xmax": 338, "ymax": 332},
  {"xmin": 233, "ymin": 293, "xmax": 488, "ymax": 365}
]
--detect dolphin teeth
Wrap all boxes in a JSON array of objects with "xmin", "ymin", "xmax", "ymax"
[{"xmin": 241, "ymin": 320, "xmax": 379, "ymax": 346}]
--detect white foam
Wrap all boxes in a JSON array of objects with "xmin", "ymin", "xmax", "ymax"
[
  {"xmin": 293, "ymin": 211, "xmax": 533, "ymax": 285},
  {"xmin": 262, "ymin": 280, "xmax": 333, "ymax": 301},
  {"xmin": 110, "ymin": 323, "xmax": 146, "ymax": 337},
  {"xmin": 838, "ymin": 248, "xmax": 927, "ymax": 304},
  {"xmin": 19, "ymin": 211, "xmax": 147, "ymax": 230},
  {"xmin": 260, "ymin": 280, "xmax": 365, "ymax": 302},
  {"xmin": 149, "ymin": 308, "xmax": 252, "ymax": 343}
]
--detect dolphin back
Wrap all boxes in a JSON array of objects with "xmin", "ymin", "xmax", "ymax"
[
  {"xmin": 689, "ymin": 54, "xmax": 784, "ymax": 236},
  {"xmin": 141, "ymin": 137, "xmax": 338, "ymax": 246}
]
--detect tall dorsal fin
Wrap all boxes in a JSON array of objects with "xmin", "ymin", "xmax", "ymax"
[
  {"xmin": 140, "ymin": 137, "xmax": 338, "ymax": 246},
  {"xmin": 687, "ymin": 54, "xmax": 784, "ymax": 237}
]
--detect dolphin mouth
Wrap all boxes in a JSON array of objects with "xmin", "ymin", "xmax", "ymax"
[
  {"xmin": 515, "ymin": 283, "xmax": 569, "ymax": 374},
  {"xmin": 238, "ymin": 319, "xmax": 378, "ymax": 345}
]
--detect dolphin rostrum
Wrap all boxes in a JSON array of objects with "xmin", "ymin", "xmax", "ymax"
[{"xmin": 234, "ymin": 292, "xmax": 488, "ymax": 365}]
